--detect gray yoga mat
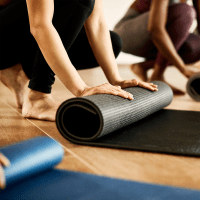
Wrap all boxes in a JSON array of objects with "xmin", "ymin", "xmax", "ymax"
[
  {"xmin": 186, "ymin": 73, "xmax": 200, "ymax": 101},
  {"xmin": 56, "ymin": 81, "xmax": 200, "ymax": 156}
]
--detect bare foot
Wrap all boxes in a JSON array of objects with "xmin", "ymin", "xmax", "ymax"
[
  {"xmin": 150, "ymin": 73, "xmax": 185, "ymax": 95},
  {"xmin": 131, "ymin": 63, "xmax": 148, "ymax": 82},
  {"xmin": 0, "ymin": 63, "xmax": 29, "ymax": 108},
  {"xmin": 22, "ymin": 89, "xmax": 61, "ymax": 121},
  {"xmin": 131, "ymin": 60, "xmax": 154, "ymax": 82}
]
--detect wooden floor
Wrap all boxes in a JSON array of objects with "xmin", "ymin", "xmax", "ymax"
[{"xmin": 1, "ymin": 65, "xmax": 200, "ymax": 190}]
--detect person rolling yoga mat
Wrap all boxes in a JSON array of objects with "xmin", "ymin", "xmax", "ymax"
[
  {"xmin": 56, "ymin": 81, "xmax": 200, "ymax": 157},
  {"xmin": 186, "ymin": 73, "xmax": 200, "ymax": 101},
  {"xmin": 1, "ymin": 137, "xmax": 200, "ymax": 200}
]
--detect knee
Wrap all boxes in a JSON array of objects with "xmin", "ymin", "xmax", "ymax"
[
  {"xmin": 110, "ymin": 31, "xmax": 123, "ymax": 58},
  {"xmin": 177, "ymin": 3, "xmax": 196, "ymax": 24}
]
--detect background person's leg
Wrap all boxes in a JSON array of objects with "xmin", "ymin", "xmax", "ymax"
[
  {"xmin": 113, "ymin": 8, "xmax": 157, "ymax": 59},
  {"xmin": 113, "ymin": 9, "xmax": 158, "ymax": 81},
  {"xmin": 178, "ymin": 33, "xmax": 200, "ymax": 65},
  {"xmin": 153, "ymin": 3, "xmax": 196, "ymax": 76}
]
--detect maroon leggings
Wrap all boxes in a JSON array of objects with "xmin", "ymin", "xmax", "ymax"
[
  {"xmin": 155, "ymin": 3, "xmax": 199, "ymax": 68},
  {"xmin": 114, "ymin": 3, "xmax": 200, "ymax": 68}
]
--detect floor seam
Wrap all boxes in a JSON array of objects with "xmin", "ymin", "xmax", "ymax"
[{"xmin": 0, "ymin": 99, "xmax": 102, "ymax": 174}]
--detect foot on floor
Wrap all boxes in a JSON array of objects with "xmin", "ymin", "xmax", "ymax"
[
  {"xmin": 0, "ymin": 63, "xmax": 29, "ymax": 108},
  {"xmin": 149, "ymin": 74, "xmax": 185, "ymax": 95},
  {"xmin": 22, "ymin": 89, "xmax": 61, "ymax": 121},
  {"xmin": 131, "ymin": 63, "xmax": 148, "ymax": 82}
]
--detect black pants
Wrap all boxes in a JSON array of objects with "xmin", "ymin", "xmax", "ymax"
[{"xmin": 0, "ymin": 0, "xmax": 122, "ymax": 93}]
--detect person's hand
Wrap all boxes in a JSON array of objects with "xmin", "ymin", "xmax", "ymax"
[
  {"xmin": 79, "ymin": 83, "xmax": 134, "ymax": 100},
  {"xmin": 113, "ymin": 79, "xmax": 158, "ymax": 91},
  {"xmin": 0, "ymin": 153, "xmax": 10, "ymax": 190}
]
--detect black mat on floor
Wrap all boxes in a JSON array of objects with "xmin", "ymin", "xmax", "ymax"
[{"xmin": 56, "ymin": 81, "xmax": 200, "ymax": 157}]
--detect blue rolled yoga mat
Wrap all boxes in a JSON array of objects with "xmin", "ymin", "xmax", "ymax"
[
  {"xmin": 0, "ymin": 137, "xmax": 200, "ymax": 200},
  {"xmin": 1, "ymin": 137, "xmax": 200, "ymax": 199},
  {"xmin": 0, "ymin": 137, "xmax": 64, "ymax": 186}
]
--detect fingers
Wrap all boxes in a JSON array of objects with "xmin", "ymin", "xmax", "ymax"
[
  {"xmin": 138, "ymin": 81, "xmax": 158, "ymax": 91},
  {"xmin": 0, "ymin": 165, "xmax": 5, "ymax": 190},
  {"xmin": 0, "ymin": 154, "xmax": 10, "ymax": 190},
  {"xmin": 91, "ymin": 83, "xmax": 133, "ymax": 100},
  {"xmin": 0, "ymin": 154, "xmax": 10, "ymax": 167},
  {"xmin": 104, "ymin": 84, "xmax": 133, "ymax": 100},
  {"xmin": 120, "ymin": 79, "xmax": 158, "ymax": 92}
]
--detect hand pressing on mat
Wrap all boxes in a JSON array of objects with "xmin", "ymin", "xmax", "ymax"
[
  {"xmin": 112, "ymin": 79, "xmax": 158, "ymax": 91},
  {"xmin": 0, "ymin": 153, "xmax": 10, "ymax": 190},
  {"xmin": 80, "ymin": 83, "xmax": 134, "ymax": 100}
]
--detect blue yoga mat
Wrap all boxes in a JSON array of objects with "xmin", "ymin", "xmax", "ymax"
[{"xmin": 1, "ymin": 137, "xmax": 200, "ymax": 200}]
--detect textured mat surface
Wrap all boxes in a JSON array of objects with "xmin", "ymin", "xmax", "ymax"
[
  {"xmin": 56, "ymin": 81, "xmax": 173, "ymax": 140},
  {"xmin": 56, "ymin": 81, "xmax": 200, "ymax": 156},
  {"xmin": 187, "ymin": 73, "xmax": 200, "ymax": 101},
  {"xmin": 1, "ymin": 138, "xmax": 200, "ymax": 200},
  {"xmin": 1, "ymin": 169, "xmax": 200, "ymax": 200}
]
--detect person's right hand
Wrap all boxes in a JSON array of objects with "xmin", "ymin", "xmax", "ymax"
[
  {"xmin": 0, "ymin": 153, "xmax": 10, "ymax": 190},
  {"xmin": 80, "ymin": 83, "xmax": 134, "ymax": 100}
]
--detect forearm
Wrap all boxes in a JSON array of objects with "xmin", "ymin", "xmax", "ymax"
[
  {"xmin": 31, "ymin": 24, "xmax": 88, "ymax": 96},
  {"xmin": 85, "ymin": 21, "xmax": 122, "ymax": 85},
  {"xmin": 150, "ymin": 29, "xmax": 185, "ymax": 71},
  {"xmin": 193, "ymin": 0, "xmax": 200, "ymax": 33}
]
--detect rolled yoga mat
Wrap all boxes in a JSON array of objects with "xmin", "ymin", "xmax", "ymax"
[
  {"xmin": 0, "ymin": 137, "xmax": 64, "ymax": 187},
  {"xmin": 56, "ymin": 81, "xmax": 200, "ymax": 157},
  {"xmin": 186, "ymin": 73, "xmax": 200, "ymax": 101},
  {"xmin": 1, "ymin": 137, "xmax": 200, "ymax": 200}
]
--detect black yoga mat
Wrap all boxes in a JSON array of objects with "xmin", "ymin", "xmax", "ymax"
[
  {"xmin": 56, "ymin": 81, "xmax": 200, "ymax": 157},
  {"xmin": 1, "ymin": 137, "xmax": 200, "ymax": 200},
  {"xmin": 186, "ymin": 73, "xmax": 200, "ymax": 101}
]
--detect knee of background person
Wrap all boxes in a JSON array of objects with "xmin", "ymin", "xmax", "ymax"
[
  {"xmin": 78, "ymin": 0, "xmax": 95, "ymax": 12},
  {"xmin": 110, "ymin": 31, "xmax": 123, "ymax": 58},
  {"xmin": 175, "ymin": 3, "xmax": 196, "ymax": 26}
]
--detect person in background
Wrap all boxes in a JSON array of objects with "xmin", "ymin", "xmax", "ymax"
[{"xmin": 114, "ymin": 0, "xmax": 200, "ymax": 94}]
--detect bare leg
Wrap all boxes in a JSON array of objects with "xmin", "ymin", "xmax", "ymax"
[
  {"xmin": 0, "ymin": 63, "xmax": 29, "ymax": 108},
  {"xmin": 22, "ymin": 89, "xmax": 61, "ymax": 121},
  {"xmin": 131, "ymin": 60, "xmax": 154, "ymax": 82},
  {"xmin": 149, "ymin": 63, "xmax": 185, "ymax": 95}
]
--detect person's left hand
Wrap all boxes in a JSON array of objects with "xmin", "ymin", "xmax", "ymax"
[
  {"xmin": 0, "ymin": 153, "xmax": 10, "ymax": 190},
  {"xmin": 113, "ymin": 79, "xmax": 158, "ymax": 91}
]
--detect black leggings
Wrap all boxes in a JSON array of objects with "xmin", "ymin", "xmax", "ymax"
[{"xmin": 0, "ymin": 0, "xmax": 122, "ymax": 93}]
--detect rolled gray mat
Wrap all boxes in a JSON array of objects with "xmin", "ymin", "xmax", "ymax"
[
  {"xmin": 186, "ymin": 74, "xmax": 200, "ymax": 101},
  {"xmin": 56, "ymin": 81, "xmax": 173, "ymax": 142}
]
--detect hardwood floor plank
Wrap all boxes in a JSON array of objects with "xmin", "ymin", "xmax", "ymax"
[{"xmin": 1, "ymin": 65, "xmax": 200, "ymax": 189}]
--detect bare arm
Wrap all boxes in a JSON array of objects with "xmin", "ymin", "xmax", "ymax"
[
  {"xmin": 83, "ymin": 0, "xmax": 157, "ymax": 91},
  {"xmin": 26, "ymin": 0, "xmax": 88, "ymax": 97},
  {"xmin": 148, "ymin": 0, "xmax": 186, "ymax": 72},
  {"xmin": 84, "ymin": 0, "xmax": 122, "ymax": 85},
  {"xmin": 193, "ymin": 0, "xmax": 200, "ymax": 33},
  {"xmin": 26, "ymin": 0, "xmax": 156, "ymax": 99}
]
